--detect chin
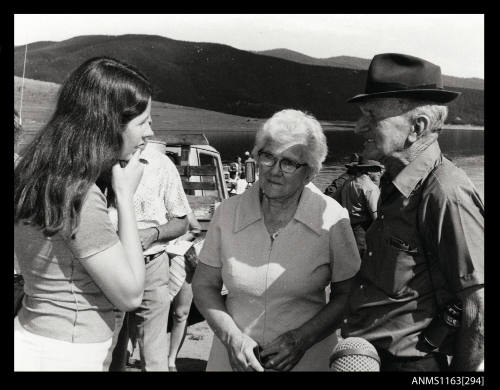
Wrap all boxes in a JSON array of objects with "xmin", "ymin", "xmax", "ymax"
[
  {"xmin": 120, "ymin": 152, "xmax": 133, "ymax": 161},
  {"xmin": 261, "ymin": 185, "xmax": 283, "ymax": 199}
]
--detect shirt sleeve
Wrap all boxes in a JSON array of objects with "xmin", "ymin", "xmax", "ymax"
[
  {"xmin": 422, "ymin": 183, "xmax": 484, "ymax": 293},
  {"xmin": 66, "ymin": 185, "xmax": 119, "ymax": 259},
  {"xmin": 197, "ymin": 204, "xmax": 223, "ymax": 268},
  {"xmin": 163, "ymin": 156, "xmax": 192, "ymax": 218},
  {"xmin": 364, "ymin": 180, "xmax": 380, "ymax": 216},
  {"xmin": 329, "ymin": 213, "xmax": 362, "ymax": 283}
]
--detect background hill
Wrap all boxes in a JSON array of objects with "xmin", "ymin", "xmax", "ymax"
[
  {"xmin": 14, "ymin": 76, "xmax": 265, "ymax": 135},
  {"xmin": 14, "ymin": 34, "xmax": 483, "ymax": 125},
  {"xmin": 255, "ymin": 49, "xmax": 485, "ymax": 90}
]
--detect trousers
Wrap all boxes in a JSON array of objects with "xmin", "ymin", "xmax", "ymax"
[
  {"xmin": 108, "ymin": 252, "xmax": 171, "ymax": 371},
  {"xmin": 14, "ymin": 316, "xmax": 111, "ymax": 371}
]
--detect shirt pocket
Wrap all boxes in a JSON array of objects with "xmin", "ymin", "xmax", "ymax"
[{"xmin": 364, "ymin": 232, "xmax": 425, "ymax": 298}]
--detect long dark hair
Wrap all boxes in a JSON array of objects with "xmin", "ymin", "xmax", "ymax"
[{"xmin": 14, "ymin": 57, "xmax": 151, "ymax": 237}]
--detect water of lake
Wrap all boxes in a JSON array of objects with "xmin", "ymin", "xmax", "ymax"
[
  {"xmin": 166, "ymin": 128, "xmax": 484, "ymax": 164},
  {"xmin": 171, "ymin": 128, "xmax": 484, "ymax": 198}
]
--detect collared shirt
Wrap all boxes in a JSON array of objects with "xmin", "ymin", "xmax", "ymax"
[
  {"xmin": 199, "ymin": 181, "xmax": 361, "ymax": 371},
  {"xmin": 108, "ymin": 145, "xmax": 191, "ymax": 256},
  {"xmin": 340, "ymin": 173, "xmax": 380, "ymax": 226},
  {"xmin": 342, "ymin": 142, "xmax": 484, "ymax": 357}
]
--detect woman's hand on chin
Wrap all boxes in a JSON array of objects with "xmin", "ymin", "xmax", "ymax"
[{"xmin": 112, "ymin": 149, "xmax": 145, "ymax": 199}]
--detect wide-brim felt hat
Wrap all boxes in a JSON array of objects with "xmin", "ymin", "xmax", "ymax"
[
  {"xmin": 356, "ymin": 159, "xmax": 384, "ymax": 169},
  {"xmin": 348, "ymin": 53, "xmax": 461, "ymax": 104},
  {"xmin": 347, "ymin": 157, "xmax": 384, "ymax": 171},
  {"xmin": 344, "ymin": 153, "xmax": 360, "ymax": 168}
]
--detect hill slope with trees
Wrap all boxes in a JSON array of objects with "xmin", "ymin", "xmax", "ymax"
[{"xmin": 14, "ymin": 35, "xmax": 483, "ymax": 125}]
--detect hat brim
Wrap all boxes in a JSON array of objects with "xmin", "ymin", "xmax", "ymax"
[
  {"xmin": 356, "ymin": 164, "xmax": 383, "ymax": 170},
  {"xmin": 347, "ymin": 89, "xmax": 461, "ymax": 104}
]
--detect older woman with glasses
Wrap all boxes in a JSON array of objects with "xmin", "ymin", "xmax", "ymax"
[{"xmin": 192, "ymin": 109, "xmax": 361, "ymax": 371}]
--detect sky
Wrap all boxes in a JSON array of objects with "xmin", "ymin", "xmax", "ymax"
[{"xmin": 14, "ymin": 14, "xmax": 484, "ymax": 78}]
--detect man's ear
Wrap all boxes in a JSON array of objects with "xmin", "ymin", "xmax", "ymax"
[{"xmin": 407, "ymin": 115, "xmax": 430, "ymax": 143}]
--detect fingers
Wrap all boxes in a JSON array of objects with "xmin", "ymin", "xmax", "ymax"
[
  {"xmin": 259, "ymin": 343, "xmax": 281, "ymax": 358},
  {"xmin": 263, "ymin": 350, "xmax": 287, "ymax": 369},
  {"xmin": 270, "ymin": 356, "xmax": 293, "ymax": 371},
  {"xmin": 245, "ymin": 350, "xmax": 264, "ymax": 372}
]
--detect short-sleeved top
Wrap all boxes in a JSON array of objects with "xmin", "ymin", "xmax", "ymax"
[
  {"xmin": 199, "ymin": 181, "xmax": 361, "ymax": 371},
  {"xmin": 340, "ymin": 173, "xmax": 380, "ymax": 226},
  {"xmin": 15, "ymin": 184, "xmax": 119, "ymax": 343},
  {"xmin": 342, "ymin": 142, "xmax": 484, "ymax": 357},
  {"xmin": 108, "ymin": 146, "xmax": 191, "ymax": 256}
]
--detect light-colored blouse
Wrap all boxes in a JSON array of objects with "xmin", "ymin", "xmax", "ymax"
[{"xmin": 199, "ymin": 181, "xmax": 361, "ymax": 371}]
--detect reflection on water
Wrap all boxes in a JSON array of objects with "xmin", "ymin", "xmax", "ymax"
[
  {"xmin": 158, "ymin": 128, "xmax": 484, "ymax": 164},
  {"xmin": 157, "ymin": 128, "xmax": 484, "ymax": 199}
]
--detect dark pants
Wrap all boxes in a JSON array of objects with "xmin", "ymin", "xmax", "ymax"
[
  {"xmin": 377, "ymin": 349, "xmax": 450, "ymax": 372},
  {"xmin": 351, "ymin": 224, "xmax": 368, "ymax": 258}
]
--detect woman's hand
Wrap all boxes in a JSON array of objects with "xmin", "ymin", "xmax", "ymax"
[
  {"xmin": 111, "ymin": 149, "xmax": 145, "ymax": 199},
  {"xmin": 226, "ymin": 333, "xmax": 264, "ymax": 372},
  {"xmin": 259, "ymin": 329, "xmax": 308, "ymax": 371}
]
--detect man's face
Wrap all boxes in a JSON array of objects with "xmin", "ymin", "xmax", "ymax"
[{"xmin": 354, "ymin": 98, "xmax": 412, "ymax": 160}]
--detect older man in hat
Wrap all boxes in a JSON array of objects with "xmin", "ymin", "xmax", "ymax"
[
  {"xmin": 341, "ymin": 53, "xmax": 484, "ymax": 371},
  {"xmin": 340, "ymin": 157, "xmax": 384, "ymax": 258}
]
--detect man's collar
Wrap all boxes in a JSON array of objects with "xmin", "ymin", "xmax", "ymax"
[
  {"xmin": 391, "ymin": 141, "xmax": 442, "ymax": 198},
  {"xmin": 233, "ymin": 182, "xmax": 324, "ymax": 236}
]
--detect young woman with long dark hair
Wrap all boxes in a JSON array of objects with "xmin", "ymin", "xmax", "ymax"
[{"xmin": 14, "ymin": 57, "xmax": 153, "ymax": 371}]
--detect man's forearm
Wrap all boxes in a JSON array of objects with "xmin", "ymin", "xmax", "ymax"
[
  {"xmin": 295, "ymin": 279, "xmax": 353, "ymax": 349},
  {"xmin": 450, "ymin": 288, "xmax": 484, "ymax": 371},
  {"xmin": 157, "ymin": 216, "xmax": 189, "ymax": 242}
]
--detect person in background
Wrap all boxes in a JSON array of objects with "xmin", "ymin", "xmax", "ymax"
[
  {"xmin": 14, "ymin": 57, "xmax": 150, "ymax": 371},
  {"xmin": 323, "ymin": 153, "xmax": 360, "ymax": 202},
  {"xmin": 167, "ymin": 212, "xmax": 203, "ymax": 371},
  {"xmin": 340, "ymin": 158, "xmax": 384, "ymax": 257},
  {"xmin": 342, "ymin": 53, "xmax": 484, "ymax": 371},
  {"xmin": 14, "ymin": 108, "xmax": 23, "ymax": 166},
  {"xmin": 228, "ymin": 169, "xmax": 248, "ymax": 196},
  {"xmin": 192, "ymin": 109, "xmax": 361, "ymax": 371},
  {"xmin": 235, "ymin": 156, "xmax": 243, "ymax": 177},
  {"xmin": 106, "ymin": 140, "xmax": 191, "ymax": 371}
]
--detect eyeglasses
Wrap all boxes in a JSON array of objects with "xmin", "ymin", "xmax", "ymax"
[{"xmin": 258, "ymin": 151, "xmax": 307, "ymax": 174}]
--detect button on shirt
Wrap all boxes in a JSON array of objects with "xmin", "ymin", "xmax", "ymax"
[
  {"xmin": 108, "ymin": 146, "xmax": 191, "ymax": 256},
  {"xmin": 199, "ymin": 182, "xmax": 361, "ymax": 371},
  {"xmin": 342, "ymin": 142, "xmax": 484, "ymax": 357}
]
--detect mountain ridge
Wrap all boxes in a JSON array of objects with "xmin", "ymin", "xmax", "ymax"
[
  {"xmin": 255, "ymin": 48, "xmax": 484, "ymax": 90},
  {"xmin": 14, "ymin": 34, "xmax": 483, "ymax": 125}
]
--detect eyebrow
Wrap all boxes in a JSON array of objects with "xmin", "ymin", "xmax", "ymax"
[{"xmin": 263, "ymin": 151, "xmax": 302, "ymax": 164}]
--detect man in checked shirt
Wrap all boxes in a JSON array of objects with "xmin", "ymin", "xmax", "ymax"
[{"xmin": 105, "ymin": 130, "xmax": 191, "ymax": 371}]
